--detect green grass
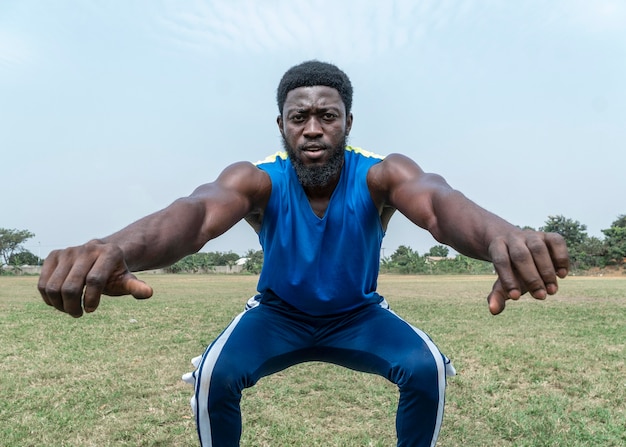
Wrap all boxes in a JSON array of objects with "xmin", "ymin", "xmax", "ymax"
[{"xmin": 1, "ymin": 274, "xmax": 624, "ymax": 446}]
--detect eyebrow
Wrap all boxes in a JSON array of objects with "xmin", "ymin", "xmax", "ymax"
[{"xmin": 288, "ymin": 105, "xmax": 341, "ymax": 114}]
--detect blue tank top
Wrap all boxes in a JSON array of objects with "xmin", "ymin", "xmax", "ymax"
[{"xmin": 255, "ymin": 146, "xmax": 385, "ymax": 316}]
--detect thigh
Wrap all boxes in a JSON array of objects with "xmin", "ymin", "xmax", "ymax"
[
  {"xmin": 318, "ymin": 305, "xmax": 446, "ymax": 383},
  {"xmin": 197, "ymin": 301, "xmax": 317, "ymax": 388}
]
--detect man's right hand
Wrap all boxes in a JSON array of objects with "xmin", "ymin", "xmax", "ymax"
[{"xmin": 38, "ymin": 241, "xmax": 153, "ymax": 317}]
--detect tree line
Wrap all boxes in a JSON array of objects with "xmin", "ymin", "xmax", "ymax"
[
  {"xmin": 165, "ymin": 249, "xmax": 264, "ymax": 274},
  {"xmin": 379, "ymin": 245, "xmax": 494, "ymax": 275},
  {"xmin": 2, "ymin": 214, "xmax": 624, "ymax": 275},
  {"xmin": 381, "ymin": 214, "xmax": 625, "ymax": 274},
  {"xmin": 538, "ymin": 214, "xmax": 626, "ymax": 272}
]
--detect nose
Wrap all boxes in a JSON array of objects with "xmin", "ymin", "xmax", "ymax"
[{"xmin": 303, "ymin": 117, "xmax": 323, "ymax": 138}]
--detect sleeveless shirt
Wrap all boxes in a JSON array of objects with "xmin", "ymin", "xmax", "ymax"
[{"xmin": 255, "ymin": 146, "xmax": 386, "ymax": 316}]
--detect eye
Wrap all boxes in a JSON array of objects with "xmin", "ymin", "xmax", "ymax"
[
  {"xmin": 323, "ymin": 112, "xmax": 338, "ymax": 121},
  {"xmin": 290, "ymin": 114, "xmax": 305, "ymax": 123}
]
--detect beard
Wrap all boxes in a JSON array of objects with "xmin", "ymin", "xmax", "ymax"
[{"xmin": 283, "ymin": 135, "xmax": 347, "ymax": 188}]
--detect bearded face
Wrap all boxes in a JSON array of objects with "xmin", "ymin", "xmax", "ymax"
[
  {"xmin": 283, "ymin": 135, "xmax": 347, "ymax": 188},
  {"xmin": 278, "ymin": 85, "xmax": 352, "ymax": 188}
]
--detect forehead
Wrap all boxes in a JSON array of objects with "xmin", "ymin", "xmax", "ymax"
[{"xmin": 283, "ymin": 86, "xmax": 345, "ymax": 112}]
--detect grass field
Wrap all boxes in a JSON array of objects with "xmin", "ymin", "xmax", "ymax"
[{"xmin": 1, "ymin": 274, "xmax": 624, "ymax": 446}]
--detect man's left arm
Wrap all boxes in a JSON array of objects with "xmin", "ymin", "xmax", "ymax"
[{"xmin": 372, "ymin": 153, "xmax": 569, "ymax": 314}]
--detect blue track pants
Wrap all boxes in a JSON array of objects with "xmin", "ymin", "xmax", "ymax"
[{"xmin": 184, "ymin": 293, "xmax": 454, "ymax": 446}]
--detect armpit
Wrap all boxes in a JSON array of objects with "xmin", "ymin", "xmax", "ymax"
[
  {"xmin": 244, "ymin": 211, "xmax": 264, "ymax": 234},
  {"xmin": 380, "ymin": 205, "xmax": 396, "ymax": 232}
]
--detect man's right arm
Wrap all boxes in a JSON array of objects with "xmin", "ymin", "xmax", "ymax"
[{"xmin": 38, "ymin": 161, "xmax": 270, "ymax": 317}]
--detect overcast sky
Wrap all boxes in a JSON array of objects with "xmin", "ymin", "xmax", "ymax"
[{"xmin": 2, "ymin": 0, "xmax": 625, "ymax": 260}]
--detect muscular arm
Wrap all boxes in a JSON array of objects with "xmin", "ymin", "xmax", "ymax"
[
  {"xmin": 103, "ymin": 162, "xmax": 269, "ymax": 271},
  {"xmin": 369, "ymin": 153, "xmax": 569, "ymax": 314},
  {"xmin": 375, "ymin": 154, "xmax": 513, "ymax": 260},
  {"xmin": 39, "ymin": 162, "xmax": 270, "ymax": 316}
]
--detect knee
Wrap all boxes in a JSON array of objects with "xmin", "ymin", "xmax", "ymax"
[
  {"xmin": 393, "ymin": 351, "xmax": 441, "ymax": 392},
  {"xmin": 193, "ymin": 364, "xmax": 245, "ymax": 419},
  {"xmin": 196, "ymin": 356, "xmax": 252, "ymax": 404},
  {"xmin": 211, "ymin": 369, "xmax": 245, "ymax": 396}
]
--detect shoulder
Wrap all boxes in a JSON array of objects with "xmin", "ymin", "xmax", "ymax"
[
  {"xmin": 189, "ymin": 161, "xmax": 271, "ymax": 212},
  {"xmin": 367, "ymin": 153, "xmax": 450, "ymax": 205},
  {"xmin": 216, "ymin": 161, "xmax": 271, "ymax": 190},
  {"xmin": 367, "ymin": 153, "xmax": 423, "ymax": 190},
  {"xmin": 368, "ymin": 153, "xmax": 449, "ymax": 186}
]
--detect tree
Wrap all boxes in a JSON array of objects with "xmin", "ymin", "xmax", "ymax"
[
  {"xmin": 215, "ymin": 251, "xmax": 241, "ymax": 267},
  {"xmin": 426, "ymin": 245, "xmax": 449, "ymax": 258},
  {"xmin": 0, "ymin": 228, "xmax": 35, "ymax": 266},
  {"xmin": 244, "ymin": 249, "xmax": 264, "ymax": 274},
  {"xmin": 388, "ymin": 245, "xmax": 426, "ymax": 274},
  {"xmin": 576, "ymin": 236, "xmax": 607, "ymax": 269},
  {"xmin": 540, "ymin": 215, "xmax": 588, "ymax": 247},
  {"xmin": 602, "ymin": 215, "xmax": 626, "ymax": 265},
  {"xmin": 540, "ymin": 215, "xmax": 589, "ymax": 271},
  {"xmin": 8, "ymin": 250, "xmax": 42, "ymax": 266}
]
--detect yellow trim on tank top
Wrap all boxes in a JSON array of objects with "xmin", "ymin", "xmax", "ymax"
[{"xmin": 254, "ymin": 146, "xmax": 385, "ymax": 166}]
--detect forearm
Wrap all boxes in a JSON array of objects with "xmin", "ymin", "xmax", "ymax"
[
  {"xmin": 100, "ymin": 197, "xmax": 209, "ymax": 271},
  {"xmin": 94, "ymin": 163, "xmax": 265, "ymax": 271},
  {"xmin": 428, "ymin": 190, "xmax": 519, "ymax": 262}
]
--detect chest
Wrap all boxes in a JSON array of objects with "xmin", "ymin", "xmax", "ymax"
[{"xmin": 307, "ymin": 196, "xmax": 331, "ymax": 218}]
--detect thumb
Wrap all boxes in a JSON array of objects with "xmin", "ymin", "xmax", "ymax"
[
  {"xmin": 123, "ymin": 275, "xmax": 154, "ymax": 300},
  {"xmin": 487, "ymin": 279, "xmax": 507, "ymax": 315}
]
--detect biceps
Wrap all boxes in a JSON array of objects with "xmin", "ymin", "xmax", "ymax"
[
  {"xmin": 389, "ymin": 173, "xmax": 451, "ymax": 230},
  {"xmin": 191, "ymin": 188, "xmax": 251, "ymax": 240}
]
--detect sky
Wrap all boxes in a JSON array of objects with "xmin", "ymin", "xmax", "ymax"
[{"xmin": 1, "ymin": 0, "xmax": 625, "ymax": 261}]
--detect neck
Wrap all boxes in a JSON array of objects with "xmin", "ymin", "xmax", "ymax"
[
  {"xmin": 301, "ymin": 169, "xmax": 342, "ymax": 218},
  {"xmin": 302, "ymin": 171, "xmax": 341, "ymax": 199}
]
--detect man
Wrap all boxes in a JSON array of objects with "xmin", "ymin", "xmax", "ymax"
[{"xmin": 38, "ymin": 60, "xmax": 569, "ymax": 446}]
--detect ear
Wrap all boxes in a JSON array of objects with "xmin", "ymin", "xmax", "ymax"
[
  {"xmin": 345, "ymin": 112, "xmax": 353, "ymax": 136},
  {"xmin": 276, "ymin": 115, "xmax": 284, "ymax": 137}
]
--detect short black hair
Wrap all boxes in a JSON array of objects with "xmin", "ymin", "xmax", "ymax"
[{"xmin": 276, "ymin": 60, "xmax": 353, "ymax": 115}]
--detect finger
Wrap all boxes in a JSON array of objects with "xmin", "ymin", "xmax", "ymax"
[
  {"xmin": 40, "ymin": 256, "xmax": 76, "ymax": 313},
  {"xmin": 83, "ymin": 273, "xmax": 104, "ymax": 314},
  {"xmin": 519, "ymin": 233, "xmax": 558, "ymax": 298},
  {"xmin": 487, "ymin": 279, "xmax": 508, "ymax": 315},
  {"xmin": 526, "ymin": 233, "xmax": 562, "ymax": 296},
  {"xmin": 489, "ymin": 238, "xmax": 522, "ymax": 300},
  {"xmin": 38, "ymin": 252, "xmax": 59, "ymax": 306},
  {"xmin": 82, "ymin": 250, "xmax": 121, "ymax": 313},
  {"xmin": 61, "ymin": 258, "xmax": 100, "ymax": 317},
  {"xmin": 504, "ymin": 237, "xmax": 550, "ymax": 300},
  {"xmin": 545, "ymin": 232, "xmax": 570, "ymax": 279}
]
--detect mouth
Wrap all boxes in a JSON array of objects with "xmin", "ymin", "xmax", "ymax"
[
  {"xmin": 302, "ymin": 143, "xmax": 325, "ymax": 151},
  {"xmin": 300, "ymin": 144, "xmax": 327, "ymax": 160}
]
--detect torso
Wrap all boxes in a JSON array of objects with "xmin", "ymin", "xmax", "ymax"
[{"xmin": 253, "ymin": 146, "xmax": 387, "ymax": 315}]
